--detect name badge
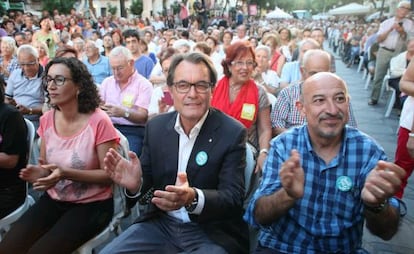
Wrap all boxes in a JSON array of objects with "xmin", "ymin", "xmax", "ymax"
[
  {"xmin": 122, "ymin": 94, "xmax": 134, "ymax": 108},
  {"xmin": 241, "ymin": 103, "xmax": 255, "ymax": 121}
]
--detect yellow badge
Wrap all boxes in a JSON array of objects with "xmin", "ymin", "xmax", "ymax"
[
  {"xmin": 122, "ymin": 94, "xmax": 134, "ymax": 108},
  {"xmin": 241, "ymin": 103, "xmax": 256, "ymax": 121}
]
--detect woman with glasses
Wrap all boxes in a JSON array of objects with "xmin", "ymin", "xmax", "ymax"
[
  {"xmin": 0, "ymin": 57, "xmax": 119, "ymax": 254},
  {"xmin": 211, "ymin": 41, "xmax": 272, "ymax": 172}
]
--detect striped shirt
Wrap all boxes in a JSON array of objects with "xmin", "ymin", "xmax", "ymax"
[
  {"xmin": 244, "ymin": 125, "xmax": 387, "ymax": 253},
  {"xmin": 271, "ymin": 82, "xmax": 358, "ymax": 129}
]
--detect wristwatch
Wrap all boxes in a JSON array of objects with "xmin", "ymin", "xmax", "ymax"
[
  {"xmin": 185, "ymin": 188, "xmax": 199, "ymax": 213},
  {"xmin": 259, "ymin": 148, "xmax": 269, "ymax": 155},
  {"xmin": 124, "ymin": 108, "xmax": 130, "ymax": 118}
]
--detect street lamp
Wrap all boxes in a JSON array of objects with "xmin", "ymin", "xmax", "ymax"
[{"xmin": 266, "ymin": 2, "xmax": 269, "ymax": 10}]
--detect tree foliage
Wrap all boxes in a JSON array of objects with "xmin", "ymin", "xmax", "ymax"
[
  {"xmin": 41, "ymin": 0, "xmax": 77, "ymax": 14},
  {"xmin": 130, "ymin": 0, "xmax": 143, "ymax": 16},
  {"xmin": 107, "ymin": 3, "xmax": 118, "ymax": 15}
]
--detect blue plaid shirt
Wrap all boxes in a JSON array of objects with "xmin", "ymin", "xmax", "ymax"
[{"xmin": 244, "ymin": 125, "xmax": 387, "ymax": 254}]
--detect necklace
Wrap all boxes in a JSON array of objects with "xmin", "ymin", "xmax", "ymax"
[{"xmin": 230, "ymin": 83, "xmax": 241, "ymax": 92}]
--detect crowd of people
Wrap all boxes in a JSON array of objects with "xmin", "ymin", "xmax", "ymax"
[{"xmin": 0, "ymin": 0, "xmax": 413, "ymax": 253}]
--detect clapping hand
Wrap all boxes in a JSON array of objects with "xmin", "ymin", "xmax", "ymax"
[
  {"xmin": 279, "ymin": 149, "xmax": 304, "ymax": 200},
  {"xmin": 152, "ymin": 172, "xmax": 195, "ymax": 212},
  {"xmin": 361, "ymin": 161, "xmax": 406, "ymax": 207},
  {"xmin": 104, "ymin": 148, "xmax": 142, "ymax": 193}
]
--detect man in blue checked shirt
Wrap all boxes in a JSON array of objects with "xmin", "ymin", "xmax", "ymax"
[{"xmin": 244, "ymin": 72, "xmax": 406, "ymax": 254}]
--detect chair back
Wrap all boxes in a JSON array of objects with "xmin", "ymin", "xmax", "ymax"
[
  {"xmin": 73, "ymin": 130, "xmax": 130, "ymax": 254},
  {"xmin": 24, "ymin": 118, "xmax": 36, "ymax": 163},
  {"xmin": 0, "ymin": 119, "xmax": 36, "ymax": 240}
]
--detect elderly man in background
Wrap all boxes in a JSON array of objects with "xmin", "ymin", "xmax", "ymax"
[
  {"xmin": 83, "ymin": 40, "xmax": 112, "ymax": 85},
  {"xmin": 100, "ymin": 46, "xmax": 153, "ymax": 156},
  {"xmin": 5, "ymin": 44, "xmax": 44, "ymax": 131}
]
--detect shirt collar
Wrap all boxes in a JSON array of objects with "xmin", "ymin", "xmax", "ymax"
[
  {"xmin": 174, "ymin": 109, "xmax": 209, "ymax": 138},
  {"xmin": 21, "ymin": 64, "xmax": 43, "ymax": 80}
]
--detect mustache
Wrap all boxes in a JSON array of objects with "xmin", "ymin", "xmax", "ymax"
[{"xmin": 319, "ymin": 112, "xmax": 344, "ymax": 121}]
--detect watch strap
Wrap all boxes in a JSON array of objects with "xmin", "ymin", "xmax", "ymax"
[{"xmin": 185, "ymin": 187, "xmax": 198, "ymax": 213}]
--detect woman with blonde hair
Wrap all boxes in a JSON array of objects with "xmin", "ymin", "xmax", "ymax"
[
  {"xmin": 32, "ymin": 41, "xmax": 50, "ymax": 67},
  {"xmin": 262, "ymin": 33, "xmax": 286, "ymax": 76},
  {"xmin": 0, "ymin": 36, "xmax": 19, "ymax": 82}
]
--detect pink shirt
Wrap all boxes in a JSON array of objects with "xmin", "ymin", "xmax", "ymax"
[
  {"xmin": 100, "ymin": 71, "xmax": 153, "ymax": 125},
  {"xmin": 38, "ymin": 109, "xmax": 119, "ymax": 203}
]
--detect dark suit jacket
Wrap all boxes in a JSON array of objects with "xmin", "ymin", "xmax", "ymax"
[{"xmin": 128, "ymin": 108, "xmax": 249, "ymax": 253}]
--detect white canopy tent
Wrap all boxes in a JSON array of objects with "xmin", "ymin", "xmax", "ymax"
[
  {"xmin": 266, "ymin": 8, "xmax": 293, "ymax": 19},
  {"xmin": 328, "ymin": 3, "xmax": 372, "ymax": 16}
]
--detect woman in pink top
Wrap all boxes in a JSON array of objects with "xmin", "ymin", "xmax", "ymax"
[{"xmin": 0, "ymin": 57, "xmax": 120, "ymax": 254}]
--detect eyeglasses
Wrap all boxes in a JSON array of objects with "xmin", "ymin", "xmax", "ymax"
[
  {"xmin": 44, "ymin": 75, "xmax": 72, "ymax": 86},
  {"xmin": 231, "ymin": 60, "xmax": 256, "ymax": 68},
  {"xmin": 399, "ymin": 6, "xmax": 411, "ymax": 11},
  {"xmin": 19, "ymin": 61, "xmax": 37, "ymax": 67},
  {"xmin": 111, "ymin": 65, "xmax": 126, "ymax": 72},
  {"xmin": 172, "ymin": 81, "xmax": 213, "ymax": 94}
]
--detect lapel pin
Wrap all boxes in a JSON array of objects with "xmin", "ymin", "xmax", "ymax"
[
  {"xmin": 195, "ymin": 151, "xmax": 208, "ymax": 166},
  {"xmin": 336, "ymin": 176, "xmax": 353, "ymax": 192}
]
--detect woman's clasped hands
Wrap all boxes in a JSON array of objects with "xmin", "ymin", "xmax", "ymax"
[{"xmin": 20, "ymin": 159, "xmax": 63, "ymax": 191}]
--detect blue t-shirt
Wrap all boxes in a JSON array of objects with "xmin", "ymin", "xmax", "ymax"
[{"xmin": 134, "ymin": 55, "xmax": 155, "ymax": 79}]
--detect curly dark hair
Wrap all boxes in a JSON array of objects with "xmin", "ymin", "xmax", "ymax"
[{"xmin": 43, "ymin": 57, "xmax": 101, "ymax": 113}]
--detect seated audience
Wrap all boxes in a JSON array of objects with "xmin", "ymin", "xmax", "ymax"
[
  {"xmin": 245, "ymin": 72, "xmax": 406, "ymax": 253},
  {"xmin": 100, "ymin": 46, "xmax": 153, "ymax": 156},
  {"xmin": 100, "ymin": 52, "xmax": 249, "ymax": 254},
  {"xmin": 83, "ymin": 40, "xmax": 112, "ymax": 85},
  {"xmin": 271, "ymin": 49, "xmax": 357, "ymax": 137},
  {"xmin": 252, "ymin": 45, "xmax": 281, "ymax": 96},
  {"xmin": 211, "ymin": 42, "xmax": 272, "ymax": 172},
  {"xmin": 0, "ymin": 57, "xmax": 119, "ymax": 254},
  {"xmin": 0, "ymin": 79, "xmax": 28, "ymax": 219},
  {"xmin": 5, "ymin": 45, "xmax": 45, "ymax": 132}
]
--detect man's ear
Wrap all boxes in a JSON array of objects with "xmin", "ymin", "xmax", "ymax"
[
  {"xmin": 299, "ymin": 66, "xmax": 305, "ymax": 78},
  {"xmin": 295, "ymin": 100, "xmax": 306, "ymax": 117}
]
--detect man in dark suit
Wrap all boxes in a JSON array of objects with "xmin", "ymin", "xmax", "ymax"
[{"xmin": 100, "ymin": 52, "xmax": 249, "ymax": 254}]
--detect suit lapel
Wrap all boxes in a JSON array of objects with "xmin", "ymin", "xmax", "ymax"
[
  {"xmin": 161, "ymin": 112, "xmax": 180, "ymax": 184},
  {"xmin": 186, "ymin": 109, "xmax": 221, "ymax": 182}
]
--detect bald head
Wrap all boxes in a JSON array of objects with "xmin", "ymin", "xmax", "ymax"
[
  {"xmin": 299, "ymin": 72, "xmax": 349, "ymax": 140},
  {"xmin": 301, "ymin": 72, "xmax": 349, "ymax": 103},
  {"xmin": 300, "ymin": 49, "xmax": 331, "ymax": 80}
]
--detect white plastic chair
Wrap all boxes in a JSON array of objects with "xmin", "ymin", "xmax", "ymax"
[
  {"xmin": 357, "ymin": 55, "xmax": 364, "ymax": 73},
  {"xmin": 244, "ymin": 142, "xmax": 256, "ymax": 197},
  {"xmin": 379, "ymin": 73, "xmax": 391, "ymax": 100},
  {"xmin": 74, "ymin": 130, "xmax": 130, "ymax": 254},
  {"xmin": 384, "ymin": 83, "xmax": 397, "ymax": 118},
  {"xmin": 364, "ymin": 72, "xmax": 372, "ymax": 90},
  {"xmin": 0, "ymin": 119, "xmax": 36, "ymax": 240},
  {"xmin": 267, "ymin": 92, "xmax": 277, "ymax": 112}
]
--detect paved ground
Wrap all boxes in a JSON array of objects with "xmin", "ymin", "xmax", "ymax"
[{"xmin": 333, "ymin": 51, "xmax": 414, "ymax": 253}]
